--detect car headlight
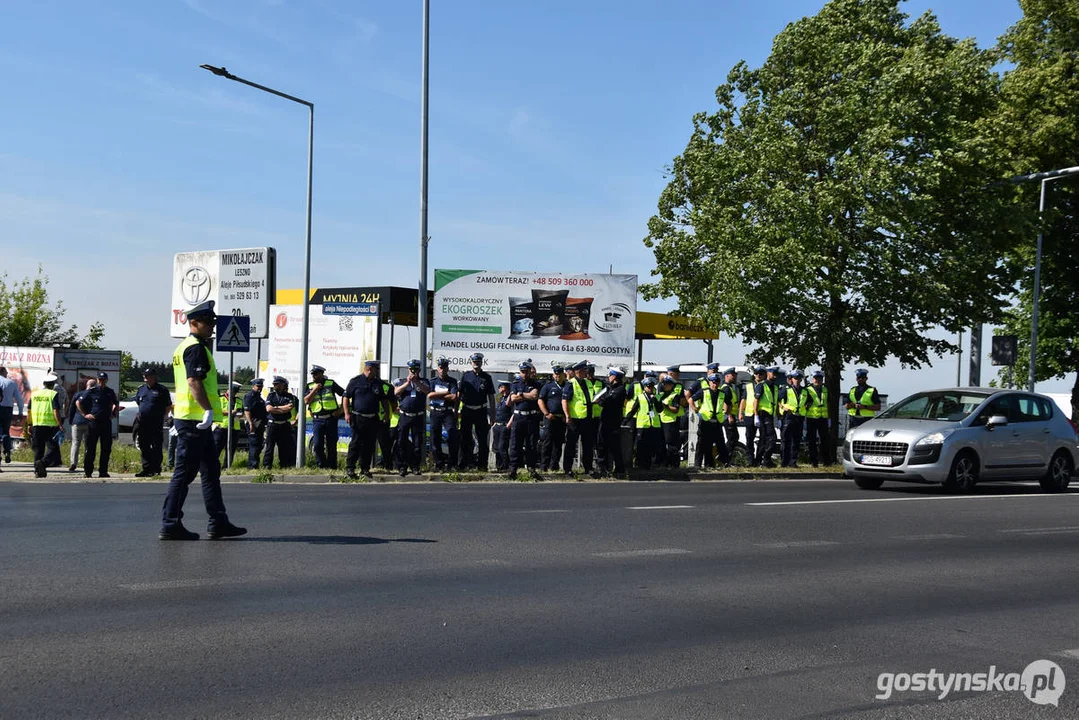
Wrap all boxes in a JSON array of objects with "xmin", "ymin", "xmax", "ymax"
[{"xmin": 915, "ymin": 430, "xmax": 952, "ymax": 447}]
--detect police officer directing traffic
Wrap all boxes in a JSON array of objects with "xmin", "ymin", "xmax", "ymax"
[
  {"xmin": 134, "ymin": 367, "xmax": 172, "ymax": 477},
  {"xmin": 428, "ymin": 358, "xmax": 460, "ymax": 471},
  {"xmin": 243, "ymin": 378, "xmax": 267, "ymax": 469},
  {"xmin": 343, "ymin": 359, "xmax": 390, "ymax": 479},
  {"xmin": 457, "ymin": 352, "xmax": 494, "ymax": 471},
  {"xmin": 77, "ymin": 371, "xmax": 119, "ymax": 478},
  {"xmin": 394, "ymin": 359, "xmax": 430, "ymax": 477},
  {"xmin": 305, "ymin": 365, "xmax": 345, "ymax": 470},
  {"xmin": 160, "ymin": 301, "xmax": 246, "ymax": 541}
]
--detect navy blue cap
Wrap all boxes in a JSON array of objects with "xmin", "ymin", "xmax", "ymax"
[
  {"xmin": 644, "ymin": 369, "xmax": 659, "ymax": 377},
  {"xmin": 272, "ymin": 375, "xmax": 287, "ymax": 385},
  {"xmin": 608, "ymin": 367, "xmax": 624, "ymax": 377},
  {"xmin": 252, "ymin": 378, "xmax": 264, "ymax": 385},
  {"xmin": 723, "ymin": 367, "xmax": 737, "ymax": 376},
  {"xmin": 406, "ymin": 359, "xmax": 422, "ymax": 369},
  {"xmin": 437, "ymin": 357, "xmax": 450, "ymax": 367},
  {"xmin": 706, "ymin": 373, "xmax": 720, "ymax": 382},
  {"xmin": 311, "ymin": 365, "xmax": 326, "ymax": 373},
  {"xmin": 184, "ymin": 300, "xmax": 216, "ymax": 320},
  {"xmin": 571, "ymin": 360, "xmax": 588, "ymax": 371},
  {"xmin": 706, "ymin": 362, "xmax": 720, "ymax": 370},
  {"xmin": 497, "ymin": 379, "xmax": 511, "ymax": 387},
  {"xmin": 661, "ymin": 376, "xmax": 675, "ymax": 384},
  {"xmin": 790, "ymin": 369, "xmax": 803, "ymax": 379},
  {"xmin": 469, "ymin": 352, "xmax": 484, "ymax": 362},
  {"xmin": 642, "ymin": 377, "xmax": 657, "ymax": 387},
  {"xmin": 142, "ymin": 367, "xmax": 157, "ymax": 375},
  {"xmin": 752, "ymin": 366, "xmax": 766, "ymax": 374},
  {"xmin": 666, "ymin": 364, "xmax": 680, "ymax": 372},
  {"xmin": 766, "ymin": 366, "xmax": 780, "ymax": 374},
  {"xmin": 551, "ymin": 365, "xmax": 565, "ymax": 374},
  {"xmin": 364, "ymin": 359, "xmax": 379, "ymax": 367},
  {"xmin": 97, "ymin": 372, "xmax": 108, "ymax": 380},
  {"xmin": 812, "ymin": 370, "xmax": 825, "ymax": 379},
  {"xmin": 855, "ymin": 368, "xmax": 869, "ymax": 377},
  {"xmin": 518, "ymin": 360, "xmax": 534, "ymax": 370}
]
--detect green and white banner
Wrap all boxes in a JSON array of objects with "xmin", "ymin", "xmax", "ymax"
[{"xmin": 433, "ymin": 269, "xmax": 637, "ymax": 372}]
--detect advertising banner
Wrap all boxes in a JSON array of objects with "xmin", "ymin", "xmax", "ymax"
[
  {"xmin": 433, "ymin": 270, "xmax": 637, "ymax": 373},
  {"xmin": 170, "ymin": 247, "xmax": 276, "ymax": 339}
]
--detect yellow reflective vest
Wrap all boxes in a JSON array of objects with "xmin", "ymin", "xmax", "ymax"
[
  {"xmin": 848, "ymin": 386, "xmax": 877, "ymax": 417},
  {"xmin": 31, "ymin": 388, "xmax": 60, "ymax": 427},
  {"xmin": 172, "ymin": 335, "xmax": 222, "ymax": 422},
  {"xmin": 805, "ymin": 385, "xmax": 828, "ymax": 419}
]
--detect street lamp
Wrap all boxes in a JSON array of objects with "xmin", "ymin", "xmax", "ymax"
[
  {"xmin": 200, "ymin": 64, "xmax": 315, "ymax": 464},
  {"xmin": 1010, "ymin": 165, "xmax": 1079, "ymax": 392}
]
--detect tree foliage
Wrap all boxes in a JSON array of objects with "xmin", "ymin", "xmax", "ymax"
[
  {"xmin": 643, "ymin": 0, "xmax": 1019, "ymax": 424},
  {"xmin": 0, "ymin": 267, "xmax": 105, "ymax": 348},
  {"xmin": 992, "ymin": 0, "xmax": 1079, "ymax": 417}
]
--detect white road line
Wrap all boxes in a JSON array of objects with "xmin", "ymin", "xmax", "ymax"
[
  {"xmin": 120, "ymin": 577, "xmax": 253, "ymax": 591},
  {"xmin": 1057, "ymin": 648, "xmax": 1079, "ymax": 660},
  {"xmin": 627, "ymin": 505, "xmax": 695, "ymax": 510},
  {"xmin": 754, "ymin": 540, "xmax": 840, "ymax": 549},
  {"xmin": 893, "ymin": 533, "xmax": 966, "ymax": 540},
  {"xmin": 514, "ymin": 509, "xmax": 571, "ymax": 514},
  {"xmin": 747, "ymin": 494, "xmax": 1072, "ymax": 507},
  {"xmin": 999, "ymin": 526, "xmax": 1079, "ymax": 533},
  {"xmin": 1004, "ymin": 529, "xmax": 1079, "ymax": 536},
  {"xmin": 592, "ymin": 548, "xmax": 691, "ymax": 558}
]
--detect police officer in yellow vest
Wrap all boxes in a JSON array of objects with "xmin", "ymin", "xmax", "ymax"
[
  {"xmin": 804, "ymin": 370, "xmax": 831, "ymax": 467},
  {"xmin": 305, "ymin": 365, "xmax": 345, "ymax": 470},
  {"xmin": 627, "ymin": 376, "xmax": 664, "ymax": 470},
  {"xmin": 690, "ymin": 373, "xmax": 730, "ymax": 468},
  {"xmin": 659, "ymin": 367, "xmax": 686, "ymax": 468},
  {"xmin": 160, "ymin": 301, "xmax": 246, "ymax": 541},
  {"xmin": 373, "ymin": 365, "xmax": 396, "ymax": 471},
  {"xmin": 213, "ymin": 382, "xmax": 243, "ymax": 464},
  {"xmin": 561, "ymin": 359, "xmax": 598, "ymax": 476},
  {"xmin": 753, "ymin": 366, "xmax": 780, "ymax": 468},
  {"xmin": 845, "ymin": 368, "xmax": 881, "ymax": 429},
  {"xmin": 720, "ymin": 368, "xmax": 742, "ymax": 460},
  {"xmin": 742, "ymin": 366, "xmax": 764, "ymax": 464},
  {"xmin": 28, "ymin": 374, "xmax": 63, "ymax": 478},
  {"xmin": 779, "ymin": 369, "xmax": 805, "ymax": 467}
]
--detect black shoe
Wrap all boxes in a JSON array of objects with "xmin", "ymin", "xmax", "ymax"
[
  {"xmin": 590, "ymin": 470, "xmax": 602, "ymax": 479},
  {"xmin": 529, "ymin": 469, "xmax": 543, "ymax": 481},
  {"xmin": 207, "ymin": 522, "xmax": 247, "ymax": 539},
  {"xmin": 134, "ymin": 471, "xmax": 150, "ymax": 477},
  {"xmin": 361, "ymin": 470, "xmax": 374, "ymax": 479},
  {"xmin": 99, "ymin": 472, "xmax": 111, "ymax": 478},
  {"xmin": 346, "ymin": 470, "xmax": 359, "ymax": 479},
  {"xmin": 4, "ymin": 453, "xmax": 10, "ymax": 463},
  {"xmin": 399, "ymin": 468, "xmax": 408, "ymax": 477},
  {"xmin": 508, "ymin": 470, "xmax": 518, "ymax": 480},
  {"xmin": 84, "ymin": 472, "xmax": 93, "ymax": 478},
  {"xmin": 68, "ymin": 464, "xmax": 77, "ymax": 472},
  {"xmin": 159, "ymin": 525, "xmax": 200, "ymax": 541}
]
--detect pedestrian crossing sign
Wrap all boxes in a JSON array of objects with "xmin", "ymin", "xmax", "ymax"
[{"xmin": 216, "ymin": 315, "xmax": 251, "ymax": 352}]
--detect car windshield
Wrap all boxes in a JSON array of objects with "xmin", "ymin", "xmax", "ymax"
[{"xmin": 877, "ymin": 391, "xmax": 992, "ymax": 422}]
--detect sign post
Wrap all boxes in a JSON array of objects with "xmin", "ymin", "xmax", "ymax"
[
  {"xmin": 217, "ymin": 316, "xmax": 251, "ymax": 469},
  {"xmin": 172, "ymin": 248, "xmax": 276, "ymax": 339}
]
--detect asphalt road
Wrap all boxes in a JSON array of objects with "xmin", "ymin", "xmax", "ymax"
[{"xmin": 2, "ymin": 478, "xmax": 1079, "ymax": 719}]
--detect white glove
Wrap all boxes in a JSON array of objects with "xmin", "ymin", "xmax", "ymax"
[
  {"xmin": 196, "ymin": 409, "xmax": 214, "ymax": 430},
  {"xmin": 169, "ymin": 426, "xmax": 179, "ymax": 437}
]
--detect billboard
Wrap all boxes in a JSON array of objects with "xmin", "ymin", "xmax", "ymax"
[
  {"xmin": 170, "ymin": 248, "xmax": 276, "ymax": 339},
  {"xmin": 432, "ymin": 270, "xmax": 637, "ymax": 372},
  {"xmin": 265, "ymin": 303, "xmax": 380, "ymax": 392}
]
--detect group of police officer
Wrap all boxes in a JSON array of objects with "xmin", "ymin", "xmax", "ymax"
[{"xmin": 25, "ymin": 370, "xmax": 123, "ymax": 479}]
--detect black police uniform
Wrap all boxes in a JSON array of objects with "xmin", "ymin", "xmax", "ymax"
[
  {"xmin": 538, "ymin": 377, "xmax": 566, "ymax": 471},
  {"xmin": 721, "ymin": 380, "xmax": 742, "ymax": 458},
  {"xmin": 395, "ymin": 374, "xmax": 430, "ymax": 474},
  {"xmin": 491, "ymin": 389, "xmax": 512, "ymax": 471},
  {"xmin": 135, "ymin": 381, "xmax": 171, "ymax": 474},
  {"xmin": 376, "ymin": 378, "xmax": 396, "ymax": 470},
  {"xmin": 263, "ymin": 388, "xmax": 296, "ymax": 468},
  {"xmin": 753, "ymin": 379, "xmax": 778, "ymax": 468},
  {"xmin": 307, "ymin": 377, "xmax": 345, "ymax": 469},
  {"xmin": 692, "ymin": 384, "xmax": 730, "ymax": 467},
  {"xmin": 508, "ymin": 374, "xmax": 542, "ymax": 476},
  {"xmin": 780, "ymin": 385, "xmax": 804, "ymax": 467},
  {"xmin": 428, "ymin": 371, "xmax": 460, "ymax": 470},
  {"xmin": 628, "ymin": 390, "xmax": 664, "ymax": 469},
  {"xmin": 457, "ymin": 366, "xmax": 494, "ymax": 470},
  {"xmin": 80, "ymin": 383, "xmax": 118, "ymax": 477},
  {"xmin": 561, "ymin": 376, "xmax": 598, "ymax": 474},
  {"xmin": 595, "ymin": 380, "xmax": 627, "ymax": 476},
  {"xmin": 344, "ymin": 373, "xmax": 386, "ymax": 475},
  {"xmin": 243, "ymin": 387, "xmax": 267, "ymax": 469}
]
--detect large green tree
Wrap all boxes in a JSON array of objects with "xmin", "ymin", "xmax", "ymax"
[
  {"xmin": 992, "ymin": 0, "xmax": 1079, "ymax": 419},
  {"xmin": 0, "ymin": 267, "xmax": 105, "ymax": 348},
  {"xmin": 643, "ymin": 0, "xmax": 1018, "ymax": 432}
]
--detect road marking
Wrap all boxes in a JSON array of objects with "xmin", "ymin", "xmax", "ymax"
[
  {"xmin": 755, "ymin": 540, "xmax": 840, "ymax": 549},
  {"xmin": 514, "ymin": 509, "xmax": 571, "ymax": 514},
  {"xmin": 893, "ymin": 533, "xmax": 966, "ymax": 540},
  {"xmin": 747, "ymin": 494, "xmax": 1071, "ymax": 507},
  {"xmin": 999, "ymin": 526, "xmax": 1079, "ymax": 533},
  {"xmin": 1057, "ymin": 648, "xmax": 1079, "ymax": 660},
  {"xmin": 592, "ymin": 548, "xmax": 691, "ymax": 558},
  {"xmin": 627, "ymin": 505, "xmax": 695, "ymax": 510},
  {"xmin": 120, "ymin": 577, "xmax": 252, "ymax": 591}
]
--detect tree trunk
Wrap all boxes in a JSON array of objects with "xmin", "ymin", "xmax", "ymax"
[{"xmin": 824, "ymin": 349, "xmax": 844, "ymax": 466}]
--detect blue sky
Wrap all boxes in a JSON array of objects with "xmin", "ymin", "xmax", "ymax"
[{"xmin": 3, "ymin": 0, "xmax": 1062, "ymax": 395}]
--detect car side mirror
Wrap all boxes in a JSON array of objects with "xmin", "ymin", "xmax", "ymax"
[{"xmin": 986, "ymin": 415, "xmax": 1009, "ymax": 429}]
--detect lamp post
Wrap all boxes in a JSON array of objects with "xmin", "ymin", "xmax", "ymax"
[
  {"xmin": 1009, "ymin": 165, "xmax": 1079, "ymax": 392},
  {"xmin": 200, "ymin": 64, "xmax": 315, "ymax": 464},
  {"xmin": 418, "ymin": 0, "xmax": 431, "ymax": 373}
]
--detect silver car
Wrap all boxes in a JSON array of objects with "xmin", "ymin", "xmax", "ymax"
[{"xmin": 843, "ymin": 388, "xmax": 1079, "ymax": 493}]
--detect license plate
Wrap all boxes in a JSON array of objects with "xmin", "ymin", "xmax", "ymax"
[{"xmin": 861, "ymin": 455, "xmax": 892, "ymax": 466}]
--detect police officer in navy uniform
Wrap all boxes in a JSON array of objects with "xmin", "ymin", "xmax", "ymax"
[
  {"xmin": 394, "ymin": 359, "xmax": 430, "ymax": 477},
  {"xmin": 134, "ymin": 367, "xmax": 172, "ymax": 477},
  {"xmin": 595, "ymin": 368, "xmax": 628, "ymax": 478},
  {"xmin": 538, "ymin": 365, "xmax": 567, "ymax": 472},
  {"xmin": 753, "ymin": 366, "xmax": 780, "ymax": 468},
  {"xmin": 457, "ymin": 352, "xmax": 494, "ymax": 471},
  {"xmin": 845, "ymin": 368, "xmax": 881, "ymax": 429},
  {"xmin": 77, "ymin": 371, "xmax": 119, "ymax": 478},
  {"xmin": 508, "ymin": 360, "xmax": 542, "ymax": 480},
  {"xmin": 305, "ymin": 365, "xmax": 345, "ymax": 469},
  {"xmin": 561, "ymin": 359, "xmax": 598, "ymax": 476},
  {"xmin": 779, "ymin": 369, "xmax": 805, "ymax": 467},
  {"xmin": 721, "ymin": 368, "xmax": 742, "ymax": 460},
  {"xmin": 492, "ymin": 380, "xmax": 512, "ymax": 472},
  {"xmin": 372, "ymin": 364, "xmax": 396, "ymax": 471},
  {"xmin": 343, "ymin": 360, "xmax": 390, "ymax": 479},
  {"xmin": 263, "ymin": 376, "xmax": 296, "ymax": 468},
  {"xmin": 742, "ymin": 366, "xmax": 765, "ymax": 465},
  {"xmin": 243, "ymin": 378, "xmax": 267, "ymax": 469},
  {"xmin": 160, "ymin": 300, "xmax": 246, "ymax": 541},
  {"xmin": 428, "ymin": 358, "xmax": 460, "ymax": 471}
]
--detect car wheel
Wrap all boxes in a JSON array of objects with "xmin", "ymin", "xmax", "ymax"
[
  {"xmin": 945, "ymin": 451, "xmax": 978, "ymax": 493},
  {"xmin": 1039, "ymin": 451, "xmax": 1073, "ymax": 493},
  {"xmin": 854, "ymin": 477, "xmax": 884, "ymax": 490}
]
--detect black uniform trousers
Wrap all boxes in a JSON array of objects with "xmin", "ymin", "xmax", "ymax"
[
  {"xmin": 595, "ymin": 419, "xmax": 624, "ymax": 475},
  {"xmin": 491, "ymin": 422, "xmax": 510, "ymax": 471},
  {"xmin": 247, "ymin": 419, "xmax": 265, "ymax": 469},
  {"xmin": 138, "ymin": 414, "xmax": 165, "ymax": 474},
  {"xmin": 540, "ymin": 416, "xmax": 566, "ymax": 471},
  {"xmin": 377, "ymin": 420, "xmax": 394, "ymax": 470},
  {"xmin": 723, "ymin": 420, "xmax": 740, "ymax": 458},
  {"xmin": 263, "ymin": 421, "xmax": 295, "ymax": 468},
  {"xmin": 311, "ymin": 416, "xmax": 339, "ymax": 469},
  {"xmin": 346, "ymin": 415, "xmax": 379, "ymax": 472},
  {"xmin": 213, "ymin": 426, "xmax": 239, "ymax": 466},
  {"xmin": 743, "ymin": 417, "xmax": 757, "ymax": 465},
  {"xmin": 696, "ymin": 420, "xmax": 728, "ymax": 467},
  {"xmin": 509, "ymin": 412, "xmax": 540, "ymax": 473},
  {"xmin": 563, "ymin": 417, "xmax": 596, "ymax": 473},
  {"xmin": 781, "ymin": 414, "xmax": 804, "ymax": 467},
  {"xmin": 396, "ymin": 412, "xmax": 425, "ymax": 472},
  {"xmin": 661, "ymin": 421, "xmax": 681, "ymax": 467},
  {"xmin": 754, "ymin": 412, "xmax": 777, "ymax": 467},
  {"xmin": 84, "ymin": 421, "xmax": 113, "ymax": 475},
  {"xmin": 457, "ymin": 408, "xmax": 490, "ymax": 470},
  {"xmin": 32, "ymin": 425, "xmax": 56, "ymax": 476},
  {"xmin": 635, "ymin": 426, "xmax": 662, "ymax": 469},
  {"xmin": 161, "ymin": 420, "xmax": 228, "ymax": 532},
  {"xmin": 806, "ymin": 418, "xmax": 831, "ymax": 466},
  {"xmin": 428, "ymin": 407, "xmax": 458, "ymax": 469}
]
